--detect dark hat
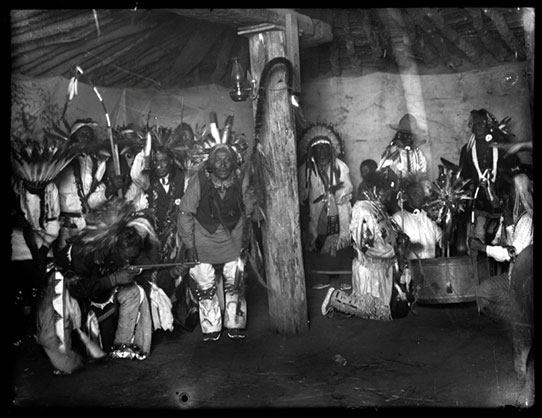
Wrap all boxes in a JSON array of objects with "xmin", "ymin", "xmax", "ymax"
[
  {"xmin": 389, "ymin": 114, "xmax": 420, "ymax": 135},
  {"xmin": 389, "ymin": 114, "xmax": 426, "ymax": 146}
]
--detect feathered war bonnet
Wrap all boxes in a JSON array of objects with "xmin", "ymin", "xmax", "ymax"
[
  {"xmin": 298, "ymin": 121, "xmax": 345, "ymax": 190},
  {"xmin": 11, "ymin": 126, "xmax": 82, "ymax": 195},
  {"xmin": 188, "ymin": 111, "xmax": 248, "ymax": 176},
  {"xmin": 72, "ymin": 196, "xmax": 159, "ymax": 263}
]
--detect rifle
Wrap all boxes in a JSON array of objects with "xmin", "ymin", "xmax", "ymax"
[{"xmin": 127, "ymin": 261, "xmax": 199, "ymax": 273}]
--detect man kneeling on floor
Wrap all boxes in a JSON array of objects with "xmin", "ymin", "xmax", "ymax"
[
  {"xmin": 321, "ymin": 171, "xmax": 414, "ymax": 320},
  {"xmin": 36, "ymin": 198, "xmax": 179, "ymax": 374}
]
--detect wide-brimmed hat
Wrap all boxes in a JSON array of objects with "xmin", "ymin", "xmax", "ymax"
[
  {"xmin": 389, "ymin": 114, "xmax": 420, "ymax": 134},
  {"xmin": 389, "ymin": 113, "xmax": 426, "ymax": 146}
]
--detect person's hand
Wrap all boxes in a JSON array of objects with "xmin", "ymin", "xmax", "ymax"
[
  {"xmin": 185, "ymin": 247, "xmax": 198, "ymax": 263},
  {"xmin": 169, "ymin": 265, "xmax": 187, "ymax": 278},
  {"xmin": 468, "ymin": 237, "xmax": 486, "ymax": 252},
  {"xmin": 112, "ymin": 268, "xmax": 140, "ymax": 285}
]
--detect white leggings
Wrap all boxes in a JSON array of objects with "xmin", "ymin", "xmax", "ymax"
[{"xmin": 189, "ymin": 259, "xmax": 247, "ymax": 334}]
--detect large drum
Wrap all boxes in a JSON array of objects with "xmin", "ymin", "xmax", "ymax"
[{"xmin": 410, "ymin": 256, "xmax": 478, "ymax": 304}]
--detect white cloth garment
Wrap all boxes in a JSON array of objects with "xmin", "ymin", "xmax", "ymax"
[{"xmin": 392, "ymin": 209, "xmax": 442, "ymax": 259}]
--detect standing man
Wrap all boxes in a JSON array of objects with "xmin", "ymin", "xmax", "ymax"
[
  {"xmin": 378, "ymin": 113, "xmax": 428, "ymax": 180},
  {"xmin": 131, "ymin": 128, "xmax": 187, "ymax": 297},
  {"xmin": 178, "ymin": 118, "xmax": 251, "ymax": 341},
  {"xmin": 458, "ymin": 109, "xmax": 516, "ymax": 244},
  {"xmin": 55, "ymin": 120, "xmax": 98, "ymax": 252},
  {"xmin": 298, "ymin": 123, "xmax": 354, "ymax": 290}
]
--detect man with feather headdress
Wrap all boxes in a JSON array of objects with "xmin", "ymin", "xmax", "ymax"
[
  {"xmin": 298, "ymin": 122, "xmax": 354, "ymax": 290},
  {"xmin": 130, "ymin": 125, "xmax": 188, "ymax": 287},
  {"xmin": 54, "ymin": 119, "xmax": 100, "ymax": 252},
  {"xmin": 86, "ymin": 128, "xmax": 148, "ymax": 212},
  {"xmin": 458, "ymin": 109, "xmax": 519, "ymax": 245},
  {"xmin": 177, "ymin": 113, "xmax": 252, "ymax": 341},
  {"xmin": 36, "ymin": 197, "xmax": 177, "ymax": 374},
  {"xmin": 10, "ymin": 132, "xmax": 69, "ymax": 346}
]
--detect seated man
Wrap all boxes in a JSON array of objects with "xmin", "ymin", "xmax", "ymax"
[
  {"xmin": 471, "ymin": 173, "xmax": 533, "ymax": 396},
  {"xmin": 354, "ymin": 158, "xmax": 378, "ymax": 202},
  {"xmin": 36, "ymin": 198, "xmax": 181, "ymax": 374},
  {"xmin": 392, "ymin": 181, "xmax": 442, "ymax": 260}
]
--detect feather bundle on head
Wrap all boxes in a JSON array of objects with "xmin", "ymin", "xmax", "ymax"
[
  {"xmin": 74, "ymin": 197, "xmax": 159, "ymax": 261},
  {"xmin": 11, "ymin": 132, "xmax": 80, "ymax": 193},
  {"xmin": 467, "ymin": 109, "xmax": 515, "ymax": 150},
  {"xmin": 147, "ymin": 124, "xmax": 189, "ymax": 170},
  {"xmin": 187, "ymin": 112, "xmax": 248, "ymax": 174}
]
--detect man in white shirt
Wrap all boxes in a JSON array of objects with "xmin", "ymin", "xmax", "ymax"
[{"xmin": 392, "ymin": 181, "xmax": 442, "ymax": 260}]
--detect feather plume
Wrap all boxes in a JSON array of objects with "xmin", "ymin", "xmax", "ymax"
[
  {"xmin": 147, "ymin": 124, "xmax": 189, "ymax": 170},
  {"xmin": 73, "ymin": 197, "xmax": 143, "ymax": 260},
  {"xmin": 11, "ymin": 132, "xmax": 79, "ymax": 190}
]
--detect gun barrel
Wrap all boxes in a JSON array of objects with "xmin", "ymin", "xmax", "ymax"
[{"xmin": 129, "ymin": 262, "xmax": 200, "ymax": 271}]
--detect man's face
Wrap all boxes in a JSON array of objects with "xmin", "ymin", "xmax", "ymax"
[
  {"xmin": 471, "ymin": 116, "xmax": 488, "ymax": 139},
  {"xmin": 209, "ymin": 148, "xmax": 235, "ymax": 180},
  {"xmin": 117, "ymin": 244, "xmax": 140, "ymax": 266},
  {"xmin": 152, "ymin": 151, "xmax": 172, "ymax": 178},
  {"xmin": 360, "ymin": 164, "xmax": 373, "ymax": 180},
  {"xmin": 313, "ymin": 143, "xmax": 331, "ymax": 167},
  {"xmin": 406, "ymin": 184, "xmax": 425, "ymax": 209}
]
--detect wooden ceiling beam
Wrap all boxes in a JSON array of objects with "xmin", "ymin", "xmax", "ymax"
[
  {"xmin": 340, "ymin": 10, "xmax": 362, "ymax": 69},
  {"xmin": 421, "ymin": 8, "xmax": 480, "ymax": 64},
  {"xmin": 405, "ymin": 8, "xmax": 462, "ymax": 70},
  {"xmin": 163, "ymin": 8, "xmax": 333, "ymax": 48},
  {"xmin": 466, "ymin": 8, "xmax": 509, "ymax": 62},
  {"xmin": 376, "ymin": 8, "xmax": 415, "ymax": 70},
  {"xmin": 482, "ymin": 8, "xmax": 526, "ymax": 60}
]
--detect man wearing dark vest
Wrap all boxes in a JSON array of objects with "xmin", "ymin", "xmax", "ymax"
[{"xmin": 178, "ymin": 142, "xmax": 249, "ymax": 341}]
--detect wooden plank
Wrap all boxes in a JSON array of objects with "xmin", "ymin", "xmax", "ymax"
[
  {"xmin": 166, "ymin": 8, "xmax": 333, "ymax": 48},
  {"xmin": 466, "ymin": 8, "xmax": 509, "ymax": 62},
  {"xmin": 248, "ymin": 30, "xmax": 308, "ymax": 335},
  {"xmin": 483, "ymin": 8, "xmax": 526, "ymax": 60},
  {"xmin": 421, "ymin": 8, "xmax": 480, "ymax": 64},
  {"xmin": 340, "ymin": 9, "xmax": 362, "ymax": 70},
  {"xmin": 327, "ymin": 9, "xmax": 341, "ymax": 77},
  {"xmin": 285, "ymin": 13, "xmax": 301, "ymax": 93},
  {"xmin": 376, "ymin": 8, "xmax": 414, "ymax": 71}
]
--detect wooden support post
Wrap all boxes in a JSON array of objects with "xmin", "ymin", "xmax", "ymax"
[{"xmin": 247, "ymin": 29, "xmax": 308, "ymax": 335}]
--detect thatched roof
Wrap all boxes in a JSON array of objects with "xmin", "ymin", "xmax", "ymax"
[{"xmin": 11, "ymin": 8, "xmax": 533, "ymax": 90}]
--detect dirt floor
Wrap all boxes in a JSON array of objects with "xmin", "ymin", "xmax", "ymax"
[{"xmin": 7, "ymin": 267, "xmax": 535, "ymax": 413}]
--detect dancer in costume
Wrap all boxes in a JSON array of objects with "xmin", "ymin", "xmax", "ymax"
[
  {"xmin": 10, "ymin": 132, "xmax": 72, "ymax": 346},
  {"xmin": 36, "ymin": 197, "xmax": 179, "ymax": 374},
  {"xmin": 178, "ymin": 113, "xmax": 252, "ymax": 341},
  {"xmin": 321, "ymin": 171, "xmax": 413, "ymax": 320},
  {"xmin": 458, "ymin": 109, "xmax": 518, "ymax": 244},
  {"xmin": 54, "ymin": 119, "xmax": 100, "ymax": 251}
]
